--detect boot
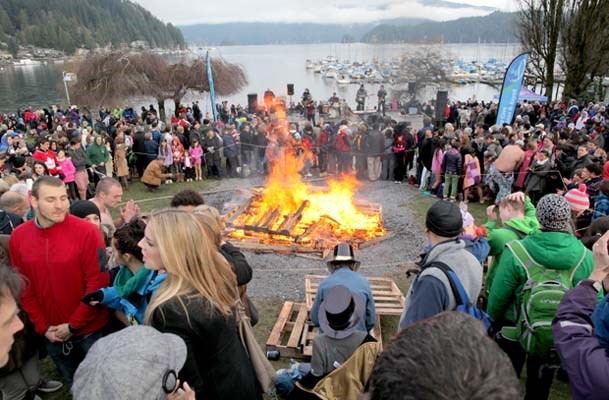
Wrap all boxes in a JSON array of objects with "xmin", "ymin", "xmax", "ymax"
[{"xmin": 177, "ymin": 173, "xmax": 185, "ymax": 183}]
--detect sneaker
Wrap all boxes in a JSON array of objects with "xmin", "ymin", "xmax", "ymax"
[
  {"xmin": 37, "ymin": 379, "xmax": 63, "ymax": 393},
  {"xmin": 394, "ymin": 181, "xmax": 400, "ymax": 184}
]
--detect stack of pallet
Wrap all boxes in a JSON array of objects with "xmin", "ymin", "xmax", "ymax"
[
  {"xmin": 223, "ymin": 194, "xmax": 390, "ymax": 258},
  {"xmin": 266, "ymin": 275, "xmax": 405, "ymax": 360}
]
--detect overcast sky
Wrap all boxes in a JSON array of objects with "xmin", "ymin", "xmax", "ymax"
[{"xmin": 132, "ymin": 0, "xmax": 518, "ymax": 26}]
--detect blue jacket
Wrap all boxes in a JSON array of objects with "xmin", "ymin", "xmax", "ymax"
[
  {"xmin": 442, "ymin": 148, "xmax": 462, "ymax": 175},
  {"xmin": 593, "ymin": 192, "xmax": 609, "ymax": 221},
  {"xmin": 592, "ymin": 293, "xmax": 609, "ymax": 349},
  {"xmin": 460, "ymin": 236, "xmax": 490, "ymax": 267},
  {"xmin": 310, "ymin": 267, "xmax": 376, "ymax": 334},
  {"xmin": 223, "ymin": 134, "xmax": 237, "ymax": 158},
  {"xmin": 100, "ymin": 269, "xmax": 166, "ymax": 325},
  {"xmin": 144, "ymin": 140, "xmax": 159, "ymax": 162}
]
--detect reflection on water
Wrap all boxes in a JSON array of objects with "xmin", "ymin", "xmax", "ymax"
[
  {"xmin": 0, "ymin": 63, "xmax": 64, "ymax": 113},
  {"xmin": 0, "ymin": 43, "xmax": 520, "ymax": 115}
]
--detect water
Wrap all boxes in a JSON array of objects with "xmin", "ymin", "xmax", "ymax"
[{"xmin": 0, "ymin": 43, "xmax": 521, "ymax": 115}]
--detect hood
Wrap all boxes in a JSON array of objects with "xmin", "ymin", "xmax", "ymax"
[
  {"xmin": 503, "ymin": 215, "xmax": 539, "ymax": 236},
  {"xmin": 421, "ymin": 239, "xmax": 466, "ymax": 265},
  {"xmin": 522, "ymin": 231, "xmax": 588, "ymax": 270}
]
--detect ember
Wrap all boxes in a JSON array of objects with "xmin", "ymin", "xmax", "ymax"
[{"xmin": 224, "ymin": 120, "xmax": 387, "ymax": 257}]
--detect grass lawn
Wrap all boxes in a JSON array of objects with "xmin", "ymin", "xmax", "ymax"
[{"xmin": 114, "ymin": 178, "xmax": 215, "ymax": 214}]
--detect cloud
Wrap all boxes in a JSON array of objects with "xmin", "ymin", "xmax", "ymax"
[{"xmin": 132, "ymin": 0, "xmax": 516, "ymax": 25}]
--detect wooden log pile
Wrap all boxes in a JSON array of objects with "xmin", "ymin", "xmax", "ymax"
[{"xmin": 224, "ymin": 195, "xmax": 390, "ymax": 258}]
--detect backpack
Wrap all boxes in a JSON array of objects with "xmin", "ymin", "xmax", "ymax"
[
  {"xmin": 503, "ymin": 240, "xmax": 586, "ymax": 356},
  {"xmin": 425, "ymin": 261, "xmax": 492, "ymax": 333}
]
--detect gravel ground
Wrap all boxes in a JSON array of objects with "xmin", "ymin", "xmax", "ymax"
[{"xmin": 204, "ymin": 176, "xmax": 427, "ymax": 299}]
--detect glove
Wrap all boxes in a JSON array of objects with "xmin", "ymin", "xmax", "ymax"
[
  {"xmin": 58, "ymin": 173, "xmax": 66, "ymax": 180},
  {"xmin": 81, "ymin": 290, "xmax": 104, "ymax": 304}
]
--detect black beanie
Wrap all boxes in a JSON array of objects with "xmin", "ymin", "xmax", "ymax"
[
  {"xmin": 70, "ymin": 200, "xmax": 101, "ymax": 221},
  {"xmin": 425, "ymin": 201, "xmax": 463, "ymax": 238}
]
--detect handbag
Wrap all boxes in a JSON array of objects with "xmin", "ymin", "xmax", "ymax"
[{"xmin": 235, "ymin": 298, "xmax": 276, "ymax": 393}]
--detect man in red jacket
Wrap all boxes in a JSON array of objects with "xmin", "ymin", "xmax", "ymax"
[
  {"xmin": 32, "ymin": 138, "xmax": 63, "ymax": 178},
  {"xmin": 9, "ymin": 176, "xmax": 109, "ymax": 384}
]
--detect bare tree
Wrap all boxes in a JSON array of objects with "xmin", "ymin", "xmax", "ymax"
[
  {"xmin": 69, "ymin": 51, "xmax": 247, "ymax": 121},
  {"xmin": 391, "ymin": 48, "xmax": 449, "ymax": 101},
  {"xmin": 516, "ymin": 0, "xmax": 566, "ymax": 100},
  {"xmin": 560, "ymin": 0, "xmax": 609, "ymax": 99}
]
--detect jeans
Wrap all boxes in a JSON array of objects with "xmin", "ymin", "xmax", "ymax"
[
  {"xmin": 381, "ymin": 154, "xmax": 394, "ymax": 180},
  {"xmin": 45, "ymin": 331, "xmax": 103, "ymax": 385},
  {"xmin": 444, "ymin": 173, "xmax": 459, "ymax": 199},
  {"xmin": 419, "ymin": 167, "xmax": 431, "ymax": 191},
  {"xmin": 496, "ymin": 332, "xmax": 555, "ymax": 400}
]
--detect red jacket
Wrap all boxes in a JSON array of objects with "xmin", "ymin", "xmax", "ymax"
[
  {"xmin": 32, "ymin": 149, "xmax": 62, "ymax": 176},
  {"xmin": 9, "ymin": 215, "xmax": 109, "ymax": 336}
]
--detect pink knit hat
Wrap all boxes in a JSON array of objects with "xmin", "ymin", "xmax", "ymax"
[{"xmin": 564, "ymin": 184, "xmax": 590, "ymax": 212}]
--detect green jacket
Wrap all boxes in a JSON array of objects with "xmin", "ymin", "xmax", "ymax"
[
  {"xmin": 487, "ymin": 231, "xmax": 593, "ymax": 323},
  {"xmin": 484, "ymin": 196, "xmax": 540, "ymax": 295},
  {"xmin": 87, "ymin": 141, "xmax": 109, "ymax": 165}
]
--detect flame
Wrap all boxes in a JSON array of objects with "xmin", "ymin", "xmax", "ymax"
[{"xmin": 226, "ymin": 104, "xmax": 385, "ymax": 249}]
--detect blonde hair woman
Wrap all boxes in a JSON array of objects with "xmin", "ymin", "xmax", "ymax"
[
  {"xmin": 141, "ymin": 209, "xmax": 261, "ymax": 400},
  {"xmin": 192, "ymin": 207, "xmax": 256, "ymax": 323}
]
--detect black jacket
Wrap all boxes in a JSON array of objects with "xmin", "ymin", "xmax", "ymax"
[
  {"xmin": 420, "ymin": 138, "xmax": 434, "ymax": 171},
  {"xmin": 220, "ymin": 243, "xmax": 253, "ymax": 286},
  {"xmin": 151, "ymin": 296, "xmax": 262, "ymax": 400}
]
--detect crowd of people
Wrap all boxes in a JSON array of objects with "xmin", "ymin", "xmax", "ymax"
[{"xmin": 1, "ymin": 95, "xmax": 609, "ymax": 400}]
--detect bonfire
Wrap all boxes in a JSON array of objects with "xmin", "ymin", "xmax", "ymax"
[{"xmin": 224, "ymin": 118, "xmax": 388, "ymax": 257}]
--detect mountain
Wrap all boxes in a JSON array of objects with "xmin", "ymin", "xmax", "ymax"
[
  {"xmin": 179, "ymin": 19, "xmax": 427, "ymax": 46},
  {"xmin": 0, "ymin": 0, "xmax": 186, "ymax": 56},
  {"xmin": 362, "ymin": 11, "xmax": 517, "ymax": 43}
]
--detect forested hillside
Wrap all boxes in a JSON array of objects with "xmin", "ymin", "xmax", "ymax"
[
  {"xmin": 362, "ymin": 12, "xmax": 517, "ymax": 43},
  {"xmin": 0, "ymin": 0, "xmax": 185, "ymax": 55}
]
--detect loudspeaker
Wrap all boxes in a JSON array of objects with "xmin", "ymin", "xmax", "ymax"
[
  {"xmin": 247, "ymin": 93, "xmax": 258, "ymax": 113},
  {"xmin": 435, "ymin": 91, "xmax": 448, "ymax": 123},
  {"xmin": 287, "ymin": 83, "xmax": 294, "ymax": 96},
  {"xmin": 408, "ymin": 82, "xmax": 416, "ymax": 93}
]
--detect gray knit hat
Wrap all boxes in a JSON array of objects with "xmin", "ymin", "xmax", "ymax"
[
  {"xmin": 536, "ymin": 194, "xmax": 572, "ymax": 232},
  {"xmin": 72, "ymin": 326, "xmax": 187, "ymax": 400}
]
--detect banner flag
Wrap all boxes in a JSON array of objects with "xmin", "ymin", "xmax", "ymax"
[
  {"xmin": 496, "ymin": 52, "xmax": 529, "ymax": 126},
  {"xmin": 206, "ymin": 50, "xmax": 217, "ymax": 122}
]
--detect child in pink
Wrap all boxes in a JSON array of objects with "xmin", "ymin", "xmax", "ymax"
[
  {"xmin": 57, "ymin": 150, "xmax": 78, "ymax": 200},
  {"xmin": 190, "ymin": 139, "xmax": 203, "ymax": 181}
]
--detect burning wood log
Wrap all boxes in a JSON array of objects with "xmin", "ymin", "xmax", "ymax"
[{"xmin": 277, "ymin": 200, "xmax": 309, "ymax": 236}]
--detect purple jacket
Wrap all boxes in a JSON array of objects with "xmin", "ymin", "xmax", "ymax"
[{"xmin": 552, "ymin": 282, "xmax": 609, "ymax": 400}]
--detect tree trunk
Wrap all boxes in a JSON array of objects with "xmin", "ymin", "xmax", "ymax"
[
  {"xmin": 544, "ymin": 64, "xmax": 555, "ymax": 101},
  {"xmin": 174, "ymin": 99, "xmax": 181, "ymax": 117},
  {"xmin": 157, "ymin": 99, "xmax": 167, "ymax": 123}
]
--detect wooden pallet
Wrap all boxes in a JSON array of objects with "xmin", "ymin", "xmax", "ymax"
[
  {"xmin": 267, "ymin": 301, "xmax": 383, "ymax": 360},
  {"xmin": 224, "ymin": 193, "xmax": 387, "ymax": 256},
  {"xmin": 266, "ymin": 302, "xmax": 310, "ymax": 359},
  {"xmin": 305, "ymin": 275, "xmax": 405, "ymax": 316}
]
